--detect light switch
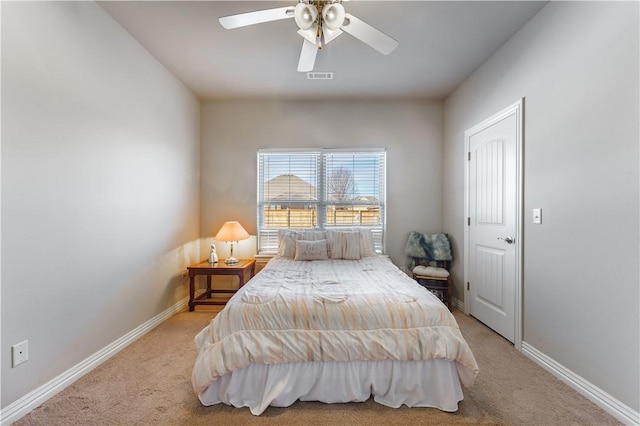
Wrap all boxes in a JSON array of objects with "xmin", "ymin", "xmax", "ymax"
[{"xmin": 533, "ymin": 208, "xmax": 542, "ymax": 224}]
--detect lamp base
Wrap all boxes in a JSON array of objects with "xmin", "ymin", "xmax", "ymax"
[{"xmin": 225, "ymin": 257, "xmax": 239, "ymax": 265}]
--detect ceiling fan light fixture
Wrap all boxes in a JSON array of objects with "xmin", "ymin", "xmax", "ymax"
[
  {"xmin": 294, "ymin": 3, "xmax": 318, "ymax": 30},
  {"xmin": 322, "ymin": 3, "xmax": 345, "ymax": 31},
  {"xmin": 322, "ymin": 26, "xmax": 342, "ymax": 45},
  {"xmin": 297, "ymin": 24, "xmax": 318, "ymax": 44}
]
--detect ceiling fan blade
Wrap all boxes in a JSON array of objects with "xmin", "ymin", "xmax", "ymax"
[
  {"xmin": 341, "ymin": 13, "xmax": 399, "ymax": 55},
  {"xmin": 219, "ymin": 6, "xmax": 294, "ymax": 30},
  {"xmin": 297, "ymin": 39, "xmax": 318, "ymax": 72}
]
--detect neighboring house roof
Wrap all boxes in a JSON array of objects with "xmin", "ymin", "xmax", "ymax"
[
  {"xmin": 264, "ymin": 175, "xmax": 317, "ymax": 202},
  {"xmin": 353, "ymin": 195, "xmax": 378, "ymax": 203},
  {"xmin": 264, "ymin": 175, "xmax": 380, "ymax": 204}
]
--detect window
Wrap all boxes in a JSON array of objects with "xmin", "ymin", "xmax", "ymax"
[{"xmin": 257, "ymin": 148, "xmax": 386, "ymax": 254}]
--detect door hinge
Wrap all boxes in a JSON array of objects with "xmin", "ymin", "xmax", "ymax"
[
  {"xmin": 468, "ymin": 152, "xmax": 471, "ymax": 161},
  {"xmin": 467, "ymin": 217, "xmax": 471, "ymax": 226},
  {"xmin": 467, "ymin": 282, "xmax": 470, "ymax": 291}
]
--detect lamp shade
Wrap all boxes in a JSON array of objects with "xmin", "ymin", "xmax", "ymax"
[{"xmin": 214, "ymin": 221, "xmax": 250, "ymax": 242}]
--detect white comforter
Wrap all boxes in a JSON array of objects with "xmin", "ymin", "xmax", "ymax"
[{"xmin": 192, "ymin": 255, "xmax": 478, "ymax": 397}]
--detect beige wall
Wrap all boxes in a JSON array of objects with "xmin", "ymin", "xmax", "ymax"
[
  {"xmin": 1, "ymin": 2, "xmax": 201, "ymax": 408},
  {"xmin": 201, "ymin": 100, "xmax": 444, "ymax": 268},
  {"xmin": 6, "ymin": 0, "xmax": 637, "ymax": 422},
  {"xmin": 444, "ymin": 1, "xmax": 639, "ymax": 413}
]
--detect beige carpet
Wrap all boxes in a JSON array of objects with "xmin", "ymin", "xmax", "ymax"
[{"xmin": 15, "ymin": 308, "xmax": 620, "ymax": 425}]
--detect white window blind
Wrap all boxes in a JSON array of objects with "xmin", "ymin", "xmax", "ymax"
[{"xmin": 257, "ymin": 149, "xmax": 386, "ymax": 254}]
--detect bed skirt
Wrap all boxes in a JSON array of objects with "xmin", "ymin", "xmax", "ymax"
[{"xmin": 198, "ymin": 359, "xmax": 468, "ymax": 415}]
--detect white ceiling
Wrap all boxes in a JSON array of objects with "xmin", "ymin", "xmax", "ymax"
[{"xmin": 99, "ymin": 1, "xmax": 547, "ymax": 100}]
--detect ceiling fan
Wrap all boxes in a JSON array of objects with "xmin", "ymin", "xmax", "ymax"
[{"xmin": 219, "ymin": 0, "xmax": 399, "ymax": 72}]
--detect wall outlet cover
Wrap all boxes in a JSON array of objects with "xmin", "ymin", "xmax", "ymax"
[{"xmin": 12, "ymin": 340, "xmax": 28, "ymax": 367}]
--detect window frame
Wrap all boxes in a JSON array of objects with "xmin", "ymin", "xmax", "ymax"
[{"xmin": 257, "ymin": 148, "xmax": 386, "ymax": 255}]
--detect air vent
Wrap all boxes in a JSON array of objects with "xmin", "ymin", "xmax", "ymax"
[{"xmin": 307, "ymin": 72, "xmax": 334, "ymax": 80}]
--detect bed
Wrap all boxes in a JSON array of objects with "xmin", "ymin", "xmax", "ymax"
[{"xmin": 192, "ymin": 231, "xmax": 479, "ymax": 415}]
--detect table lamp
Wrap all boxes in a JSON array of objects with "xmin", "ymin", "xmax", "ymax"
[{"xmin": 214, "ymin": 221, "xmax": 250, "ymax": 264}]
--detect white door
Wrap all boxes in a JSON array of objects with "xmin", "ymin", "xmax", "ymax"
[{"xmin": 464, "ymin": 100, "xmax": 522, "ymax": 345}]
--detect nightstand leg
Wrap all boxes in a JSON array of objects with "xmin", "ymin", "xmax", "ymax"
[
  {"xmin": 189, "ymin": 275, "xmax": 195, "ymax": 311},
  {"xmin": 206, "ymin": 276, "xmax": 212, "ymax": 299}
]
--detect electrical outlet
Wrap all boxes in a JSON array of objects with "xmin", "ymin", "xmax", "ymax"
[{"xmin": 12, "ymin": 340, "xmax": 28, "ymax": 367}]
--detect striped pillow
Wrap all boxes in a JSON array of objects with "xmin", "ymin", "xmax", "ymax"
[
  {"xmin": 341, "ymin": 231, "xmax": 361, "ymax": 260},
  {"xmin": 278, "ymin": 235, "xmax": 297, "ymax": 258},
  {"xmin": 328, "ymin": 231, "xmax": 361, "ymax": 260},
  {"xmin": 359, "ymin": 229, "xmax": 376, "ymax": 257}
]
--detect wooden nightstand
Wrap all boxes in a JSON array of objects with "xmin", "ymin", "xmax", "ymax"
[{"xmin": 187, "ymin": 259, "xmax": 255, "ymax": 311}]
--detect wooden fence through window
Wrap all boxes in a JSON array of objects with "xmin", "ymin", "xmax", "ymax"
[{"xmin": 263, "ymin": 209, "xmax": 380, "ymax": 228}]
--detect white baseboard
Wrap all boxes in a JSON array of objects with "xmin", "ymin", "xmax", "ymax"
[
  {"xmin": 521, "ymin": 341, "xmax": 640, "ymax": 425},
  {"xmin": 0, "ymin": 296, "xmax": 190, "ymax": 425},
  {"xmin": 453, "ymin": 296, "xmax": 464, "ymax": 312}
]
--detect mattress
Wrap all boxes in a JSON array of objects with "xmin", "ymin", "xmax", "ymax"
[{"xmin": 192, "ymin": 255, "xmax": 478, "ymax": 415}]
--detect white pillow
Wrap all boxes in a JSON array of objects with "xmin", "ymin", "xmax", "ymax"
[
  {"xmin": 278, "ymin": 235, "xmax": 297, "ymax": 258},
  {"xmin": 326, "ymin": 231, "xmax": 340, "ymax": 259},
  {"xmin": 302, "ymin": 230, "xmax": 326, "ymax": 241},
  {"xmin": 278, "ymin": 230, "xmax": 327, "ymax": 258},
  {"xmin": 412, "ymin": 265, "xmax": 450, "ymax": 278},
  {"xmin": 294, "ymin": 239, "xmax": 329, "ymax": 261},
  {"xmin": 341, "ymin": 231, "xmax": 361, "ymax": 260},
  {"xmin": 328, "ymin": 231, "xmax": 361, "ymax": 260},
  {"xmin": 359, "ymin": 229, "xmax": 376, "ymax": 257},
  {"xmin": 278, "ymin": 230, "xmax": 304, "ymax": 258},
  {"xmin": 279, "ymin": 229, "xmax": 373, "ymax": 259}
]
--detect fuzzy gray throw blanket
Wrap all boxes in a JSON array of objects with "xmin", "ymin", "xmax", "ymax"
[{"xmin": 405, "ymin": 232, "xmax": 453, "ymax": 266}]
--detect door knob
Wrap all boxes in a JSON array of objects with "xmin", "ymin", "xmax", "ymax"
[{"xmin": 497, "ymin": 236, "xmax": 515, "ymax": 244}]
